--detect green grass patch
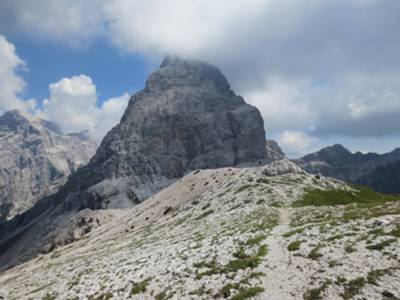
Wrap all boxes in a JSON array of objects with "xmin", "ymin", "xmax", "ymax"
[
  {"xmin": 195, "ymin": 245, "xmax": 268, "ymax": 279},
  {"xmin": 342, "ymin": 203, "xmax": 400, "ymax": 222},
  {"xmin": 390, "ymin": 224, "xmax": 400, "ymax": 237},
  {"xmin": 283, "ymin": 227, "xmax": 305, "ymax": 238},
  {"xmin": 188, "ymin": 286, "xmax": 213, "ymax": 296},
  {"xmin": 328, "ymin": 260, "xmax": 342, "ymax": 268},
  {"xmin": 293, "ymin": 185, "xmax": 399, "ymax": 207},
  {"xmin": 303, "ymin": 280, "xmax": 330, "ymax": 300},
  {"xmin": 224, "ymin": 249, "xmax": 264, "ymax": 273},
  {"xmin": 235, "ymin": 184, "xmax": 253, "ymax": 194},
  {"xmin": 88, "ymin": 292, "xmax": 113, "ymax": 300},
  {"xmin": 344, "ymin": 244, "xmax": 356, "ymax": 253},
  {"xmin": 230, "ymin": 286, "xmax": 265, "ymax": 300},
  {"xmin": 287, "ymin": 240, "xmax": 303, "ymax": 251},
  {"xmin": 130, "ymin": 277, "xmax": 152, "ymax": 295},
  {"xmin": 42, "ymin": 294, "xmax": 56, "ymax": 300},
  {"xmin": 154, "ymin": 289, "xmax": 174, "ymax": 300},
  {"xmin": 202, "ymin": 203, "xmax": 211, "ymax": 210},
  {"xmin": 366, "ymin": 239, "xmax": 396, "ymax": 251},
  {"xmin": 256, "ymin": 178, "xmax": 270, "ymax": 184},
  {"xmin": 341, "ymin": 277, "xmax": 365, "ymax": 300},
  {"xmin": 327, "ymin": 234, "xmax": 344, "ymax": 241},
  {"xmin": 245, "ymin": 234, "xmax": 266, "ymax": 246},
  {"xmin": 218, "ymin": 272, "xmax": 265, "ymax": 298},
  {"xmin": 195, "ymin": 209, "xmax": 215, "ymax": 220},
  {"xmin": 367, "ymin": 269, "xmax": 387, "ymax": 285},
  {"xmin": 307, "ymin": 245, "xmax": 323, "ymax": 260}
]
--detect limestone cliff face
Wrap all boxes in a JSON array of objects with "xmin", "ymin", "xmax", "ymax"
[
  {"xmin": 62, "ymin": 55, "xmax": 268, "ymax": 210},
  {"xmin": 0, "ymin": 110, "xmax": 97, "ymax": 222}
]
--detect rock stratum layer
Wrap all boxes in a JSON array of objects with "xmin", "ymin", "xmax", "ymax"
[
  {"xmin": 0, "ymin": 110, "xmax": 97, "ymax": 222},
  {"xmin": 294, "ymin": 144, "xmax": 400, "ymax": 194}
]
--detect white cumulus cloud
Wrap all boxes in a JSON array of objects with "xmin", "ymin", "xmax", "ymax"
[
  {"xmin": 0, "ymin": 34, "xmax": 36, "ymax": 113},
  {"xmin": 38, "ymin": 75, "xmax": 129, "ymax": 141},
  {"xmin": 103, "ymin": 0, "xmax": 268, "ymax": 55},
  {"xmin": 0, "ymin": 36, "xmax": 129, "ymax": 141},
  {"xmin": 0, "ymin": 0, "xmax": 104, "ymax": 46},
  {"xmin": 277, "ymin": 130, "xmax": 320, "ymax": 157}
]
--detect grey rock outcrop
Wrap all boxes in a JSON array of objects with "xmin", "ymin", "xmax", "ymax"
[
  {"xmin": 265, "ymin": 139, "xmax": 286, "ymax": 162},
  {"xmin": 294, "ymin": 144, "xmax": 400, "ymax": 193},
  {"xmin": 61, "ymin": 55, "xmax": 268, "ymax": 209},
  {"xmin": 261, "ymin": 158, "xmax": 302, "ymax": 176},
  {"xmin": 0, "ymin": 56, "xmax": 268, "ymax": 268},
  {"xmin": 0, "ymin": 110, "xmax": 97, "ymax": 222}
]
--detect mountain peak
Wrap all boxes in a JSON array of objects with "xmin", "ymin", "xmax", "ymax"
[
  {"xmin": 0, "ymin": 110, "xmax": 40, "ymax": 133},
  {"xmin": 2, "ymin": 109, "xmax": 30, "ymax": 122},
  {"xmin": 56, "ymin": 55, "xmax": 268, "ymax": 208},
  {"xmin": 147, "ymin": 55, "xmax": 232, "ymax": 95},
  {"xmin": 159, "ymin": 54, "xmax": 209, "ymax": 68},
  {"xmin": 324, "ymin": 144, "xmax": 351, "ymax": 154},
  {"xmin": 0, "ymin": 110, "xmax": 62, "ymax": 134},
  {"xmin": 160, "ymin": 54, "xmax": 186, "ymax": 68}
]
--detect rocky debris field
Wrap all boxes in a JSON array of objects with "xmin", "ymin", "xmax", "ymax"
[{"xmin": 0, "ymin": 160, "xmax": 399, "ymax": 300}]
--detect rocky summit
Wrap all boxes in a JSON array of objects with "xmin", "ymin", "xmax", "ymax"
[
  {"xmin": 0, "ymin": 110, "xmax": 97, "ymax": 222},
  {"xmin": 0, "ymin": 56, "xmax": 271, "ymax": 270},
  {"xmin": 63, "ymin": 55, "xmax": 269, "ymax": 210},
  {"xmin": 294, "ymin": 144, "xmax": 400, "ymax": 194}
]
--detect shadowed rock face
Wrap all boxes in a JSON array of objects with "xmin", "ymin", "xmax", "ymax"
[
  {"xmin": 0, "ymin": 110, "xmax": 97, "ymax": 222},
  {"xmin": 0, "ymin": 56, "xmax": 269, "ymax": 268},
  {"xmin": 294, "ymin": 144, "xmax": 400, "ymax": 193}
]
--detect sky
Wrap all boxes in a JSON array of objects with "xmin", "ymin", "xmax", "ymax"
[{"xmin": 0, "ymin": 0, "xmax": 399, "ymax": 157}]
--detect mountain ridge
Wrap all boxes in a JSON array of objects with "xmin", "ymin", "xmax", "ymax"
[{"xmin": 294, "ymin": 144, "xmax": 400, "ymax": 193}]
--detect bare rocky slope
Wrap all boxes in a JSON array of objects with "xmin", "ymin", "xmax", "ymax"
[
  {"xmin": 294, "ymin": 144, "xmax": 400, "ymax": 194},
  {"xmin": 0, "ymin": 159, "xmax": 399, "ymax": 300},
  {"xmin": 0, "ymin": 110, "xmax": 97, "ymax": 222},
  {"xmin": 1, "ymin": 57, "xmax": 399, "ymax": 300}
]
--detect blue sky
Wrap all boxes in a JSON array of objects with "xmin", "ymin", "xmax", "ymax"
[
  {"xmin": 10, "ymin": 36, "xmax": 151, "ymax": 106},
  {"xmin": 0, "ymin": 0, "xmax": 399, "ymax": 157}
]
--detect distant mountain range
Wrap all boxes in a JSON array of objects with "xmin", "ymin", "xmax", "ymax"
[
  {"xmin": 0, "ymin": 110, "xmax": 97, "ymax": 222},
  {"xmin": 294, "ymin": 144, "xmax": 400, "ymax": 194}
]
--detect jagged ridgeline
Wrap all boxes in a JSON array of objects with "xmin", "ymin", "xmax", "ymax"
[{"xmin": 0, "ymin": 56, "xmax": 274, "ymax": 269}]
